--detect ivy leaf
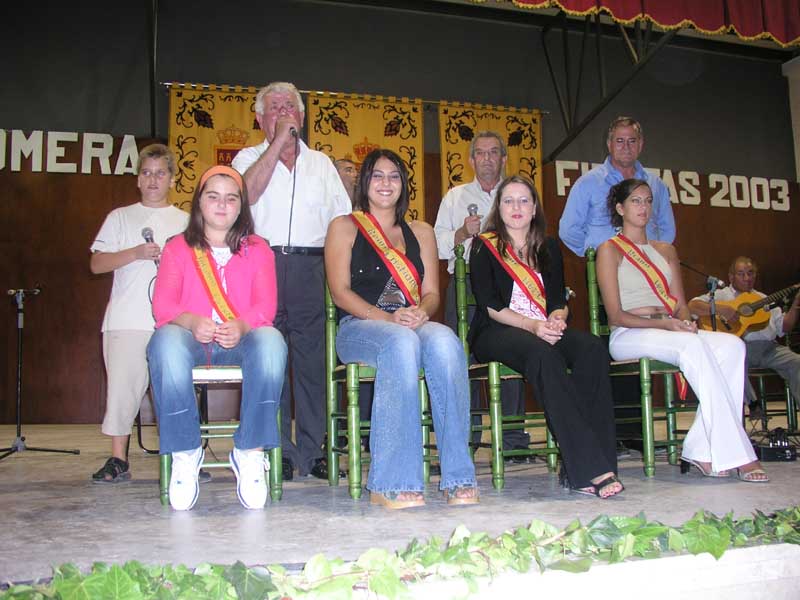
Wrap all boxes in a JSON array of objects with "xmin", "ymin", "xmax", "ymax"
[
  {"xmin": 356, "ymin": 548, "xmax": 393, "ymax": 572},
  {"xmin": 548, "ymin": 557, "xmax": 592, "ymax": 573},
  {"xmin": 586, "ymin": 515, "xmax": 623, "ymax": 548},
  {"xmin": 610, "ymin": 514, "xmax": 646, "ymax": 534},
  {"xmin": 99, "ymin": 565, "xmax": 142, "ymax": 600},
  {"xmin": 668, "ymin": 528, "xmax": 686, "ymax": 553},
  {"xmin": 449, "ymin": 524, "xmax": 471, "ymax": 547},
  {"xmin": 303, "ymin": 553, "xmax": 333, "ymax": 585},
  {"xmin": 563, "ymin": 519, "xmax": 582, "ymax": 534},
  {"xmin": 565, "ymin": 528, "xmax": 589, "ymax": 555},
  {"xmin": 368, "ymin": 566, "xmax": 404, "ymax": 600},
  {"xmin": 610, "ymin": 533, "xmax": 636, "ymax": 563},
  {"xmin": 308, "ymin": 574, "xmax": 359, "ymax": 600},
  {"xmin": 223, "ymin": 561, "xmax": 276, "ymax": 600},
  {"xmin": 684, "ymin": 523, "xmax": 731, "ymax": 560},
  {"xmin": 54, "ymin": 573, "xmax": 106, "ymax": 600},
  {"xmin": 528, "ymin": 519, "xmax": 559, "ymax": 540},
  {"xmin": 53, "ymin": 563, "xmax": 83, "ymax": 582}
]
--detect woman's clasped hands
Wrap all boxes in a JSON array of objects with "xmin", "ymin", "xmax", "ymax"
[
  {"xmin": 524, "ymin": 313, "xmax": 566, "ymax": 345},
  {"xmin": 391, "ymin": 306, "xmax": 429, "ymax": 330}
]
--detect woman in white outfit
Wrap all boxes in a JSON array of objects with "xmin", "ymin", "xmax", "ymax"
[{"xmin": 596, "ymin": 178, "xmax": 768, "ymax": 482}]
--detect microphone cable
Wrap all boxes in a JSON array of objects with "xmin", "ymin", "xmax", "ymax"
[{"xmin": 285, "ymin": 131, "xmax": 299, "ymax": 249}]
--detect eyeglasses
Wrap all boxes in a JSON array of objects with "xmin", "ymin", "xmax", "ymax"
[{"xmin": 140, "ymin": 169, "xmax": 170, "ymax": 179}]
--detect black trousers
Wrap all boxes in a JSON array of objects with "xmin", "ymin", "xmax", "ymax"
[
  {"xmin": 472, "ymin": 322, "xmax": 617, "ymax": 488},
  {"xmin": 444, "ymin": 276, "xmax": 528, "ymax": 450},
  {"xmin": 274, "ymin": 253, "xmax": 326, "ymax": 475}
]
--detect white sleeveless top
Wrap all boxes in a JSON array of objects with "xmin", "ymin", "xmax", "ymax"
[{"xmin": 617, "ymin": 243, "xmax": 673, "ymax": 312}]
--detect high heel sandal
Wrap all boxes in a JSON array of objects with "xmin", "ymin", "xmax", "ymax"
[
  {"xmin": 680, "ymin": 458, "xmax": 730, "ymax": 478},
  {"xmin": 735, "ymin": 466, "xmax": 769, "ymax": 483},
  {"xmin": 443, "ymin": 486, "xmax": 480, "ymax": 506},
  {"xmin": 370, "ymin": 491, "xmax": 426, "ymax": 510}
]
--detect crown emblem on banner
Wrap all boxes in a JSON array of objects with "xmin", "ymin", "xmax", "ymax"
[
  {"xmin": 353, "ymin": 137, "xmax": 380, "ymax": 162},
  {"xmin": 217, "ymin": 125, "xmax": 249, "ymax": 146}
]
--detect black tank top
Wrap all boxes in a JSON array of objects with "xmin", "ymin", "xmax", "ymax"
[{"xmin": 340, "ymin": 219, "xmax": 424, "ymax": 320}]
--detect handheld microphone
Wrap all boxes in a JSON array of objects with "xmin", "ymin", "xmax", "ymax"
[
  {"xmin": 289, "ymin": 127, "xmax": 298, "ymax": 138},
  {"xmin": 467, "ymin": 203, "xmax": 479, "ymax": 217},
  {"xmin": 7, "ymin": 286, "xmax": 41, "ymax": 296},
  {"xmin": 141, "ymin": 227, "xmax": 159, "ymax": 267}
]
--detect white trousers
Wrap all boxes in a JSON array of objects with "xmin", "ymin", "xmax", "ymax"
[{"xmin": 609, "ymin": 327, "xmax": 756, "ymax": 472}]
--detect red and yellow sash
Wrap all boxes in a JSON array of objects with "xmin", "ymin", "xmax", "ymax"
[
  {"xmin": 608, "ymin": 234, "xmax": 677, "ymax": 316},
  {"xmin": 609, "ymin": 234, "xmax": 688, "ymax": 400},
  {"xmin": 351, "ymin": 211, "xmax": 421, "ymax": 306},
  {"xmin": 479, "ymin": 232, "xmax": 547, "ymax": 315},
  {"xmin": 192, "ymin": 247, "xmax": 238, "ymax": 322}
]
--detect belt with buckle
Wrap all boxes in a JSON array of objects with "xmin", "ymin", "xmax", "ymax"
[{"xmin": 271, "ymin": 245, "xmax": 324, "ymax": 256}]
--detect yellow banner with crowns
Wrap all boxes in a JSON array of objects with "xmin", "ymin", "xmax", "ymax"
[
  {"xmin": 438, "ymin": 102, "xmax": 542, "ymax": 204},
  {"xmin": 306, "ymin": 92, "xmax": 425, "ymax": 221},
  {"xmin": 167, "ymin": 83, "xmax": 262, "ymax": 211}
]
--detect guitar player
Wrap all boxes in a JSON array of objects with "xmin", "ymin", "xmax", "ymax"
[{"xmin": 688, "ymin": 257, "xmax": 800, "ymax": 421}]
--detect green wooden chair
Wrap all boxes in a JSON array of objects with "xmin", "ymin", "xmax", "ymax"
[
  {"xmin": 453, "ymin": 244, "xmax": 558, "ymax": 491},
  {"xmin": 159, "ymin": 366, "xmax": 283, "ymax": 506},
  {"xmin": 324, "ymin": 286, "xmax": 434, "ymax": 500},
  {"xmin": 585, "ymin": 246, "xmax": 695, "ymax": 476},
  {"xmin": 748, "ymin": 368, "xmax": 797, "ymax": 431}
]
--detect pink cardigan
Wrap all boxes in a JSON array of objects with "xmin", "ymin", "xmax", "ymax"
[{"xmin": 153, "ymin": 234, "xmax": 277, "ymax": 329}]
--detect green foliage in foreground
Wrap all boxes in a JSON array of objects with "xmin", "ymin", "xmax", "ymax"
[{"xmin": 3, "ymin": 506, "xmax": 799, "ymax": 600}]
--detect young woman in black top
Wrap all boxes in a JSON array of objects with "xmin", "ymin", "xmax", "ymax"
[{"xmin": 469, "ymin": 175, "xmax": 622, "ymax": 498}]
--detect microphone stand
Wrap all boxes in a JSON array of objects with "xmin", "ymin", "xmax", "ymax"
[
  {"xmin": 0, "ymin": 288, "xmax": 80, "ymax": 461},
  {"xmin": 680, "ymin": 261, "xmax": 726, "ymax": 332}
]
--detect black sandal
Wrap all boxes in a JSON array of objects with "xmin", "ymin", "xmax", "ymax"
[
  {"xmin": 92, "ymin": 457, "xmax": 131, "ymax": 483},
  {"xmin": 560, "ymin": 467, "xmax": 624, "ymax": 499},
  {"xmin": 584, "ymin": 474, "xmax": 625, "ymax": 498}
]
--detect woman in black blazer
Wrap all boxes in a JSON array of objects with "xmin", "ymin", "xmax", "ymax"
[{"xmin": 469, "ymin": 175, "xmax": 622, "ymax": 498}]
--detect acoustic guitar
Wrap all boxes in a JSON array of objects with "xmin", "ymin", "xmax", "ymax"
[{"xmin": 698, "ymin": 283, "xmax": 800, "ymax": 337}]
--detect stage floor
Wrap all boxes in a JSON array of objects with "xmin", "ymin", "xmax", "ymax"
[{"xmin": 1, "ymin": 422, "xmax": 798, "ymax": 587}]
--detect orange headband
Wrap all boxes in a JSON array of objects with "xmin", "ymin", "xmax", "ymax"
[{"xmin": 198, "ymin": 165, "xmax": 244, "ymax": 192}]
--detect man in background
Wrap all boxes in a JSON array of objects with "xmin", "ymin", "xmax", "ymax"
[
  {"xmin": 689, "ymin": 256, "xmax": 800, "ymax": 419},
  {"xmin": 334, "ymin": 158, "xmax": 357, "ymax": 205}
]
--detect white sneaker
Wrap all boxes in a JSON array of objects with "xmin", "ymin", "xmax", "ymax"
[
  {"xmin": 230, "ymin": 447, "xmax": 268, "ymax": 509},
  {"xmin": 169, "ymin": 447, "xmax": 203, "ymax": 511}
]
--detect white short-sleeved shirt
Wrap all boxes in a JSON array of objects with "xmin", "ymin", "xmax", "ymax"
[
  {"xmin": 232, "ymin": 140, "xmax": 351, "ymax": 247},
  {"xmin": 91, "ymin": 202, "xmax": 189, "ymax": 332},
  {"xmin": 433, "ymin": 179, "xmax": 499, "ymax": 274}
]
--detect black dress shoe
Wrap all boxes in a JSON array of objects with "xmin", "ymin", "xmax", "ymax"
[
  {"xmin": 308, "ymin": 457, "xmax": 346, "ymax": 480},
  {"xmin": 282, "ymin": 458, "xmax": 294, "ymax": 481}
]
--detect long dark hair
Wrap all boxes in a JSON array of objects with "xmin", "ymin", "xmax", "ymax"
[
  {"xmin": 484, "ymin": 174, "xmax": 548, "ymax": 271},
  {"xmin": 184, "ymin": 168, "xmax": 254, "ymax": 253},
  {"xmin": 607, "ymin": 178, "xmax": 649, "ymax": 228},
  {"xmin": 354, "ymin": 149, "xmax": 410, "ymax": 225}
]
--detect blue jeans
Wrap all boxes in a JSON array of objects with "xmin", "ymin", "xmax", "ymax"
[
  {"xmin": 336, "ymin": 317, "xmax": 476, "ymax": 494},
  {"xmin": 147, "ymin": 324, "xmax": 287, "ymax": 455}
]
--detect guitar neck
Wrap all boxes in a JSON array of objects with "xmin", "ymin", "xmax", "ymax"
[{"xmin": 750, "ymin": 283, "xmax": 800, "ymax": 311}]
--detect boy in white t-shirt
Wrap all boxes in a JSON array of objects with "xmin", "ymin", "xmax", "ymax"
[{"xmin": 90, "ymin": 144, "xmax": 189, "ymax": 482}]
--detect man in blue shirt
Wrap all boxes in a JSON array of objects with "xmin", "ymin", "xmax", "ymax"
[
  {"xmin": 559, "ymin": 117, "xmax": 676, "ymax": 457},
  {"xmin": 559, "ymin": 116, "xmax": 675, "ymax": 257}
]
